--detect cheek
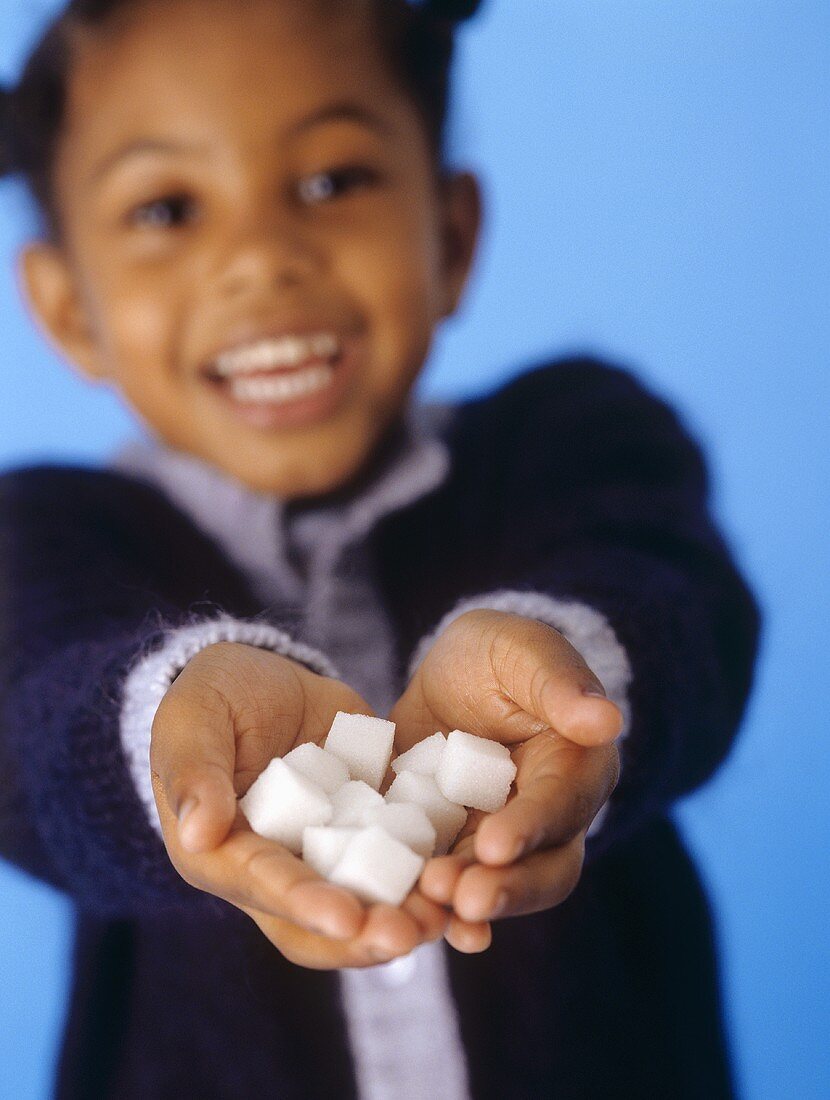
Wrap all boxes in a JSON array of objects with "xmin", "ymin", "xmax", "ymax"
[
  {"xmin": 83, "ymin": 272, "xmax": 183, "ymax": 369},
  {"xmin": 116, "ymin": 297, "xmax": 177, "ymax": 356},
  {"xmin": 379, "ymin": 241, "xmax": 442, "ymax": 394},
  {"xmin": 343, "ymin": 214, "xmax": 442, "ymax": 350}
]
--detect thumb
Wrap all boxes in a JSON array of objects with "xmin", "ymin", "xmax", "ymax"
[
  {"xmin": 150, "ymin": 692, "xmax": 239, "ymax": 855},
  {"xmin": 538, "ymin": 676, "xmax": 624, "ymax": 747},
  {"xmin": 172, "ymin": 768, "xmax": 238, "ymax": 854},
  {"xmin": 493, "ymin": 618, "xmax": 625, "ymax": 747}
]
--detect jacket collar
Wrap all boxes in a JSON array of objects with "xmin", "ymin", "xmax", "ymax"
[{"xmin": 107, "ymin": 403, "xmax": 452, "ymax": 604}]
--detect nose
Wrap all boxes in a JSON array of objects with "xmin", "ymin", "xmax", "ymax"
[{"xmin": 215, "ymin": 204, "xmax": 324, "ymax": 298}]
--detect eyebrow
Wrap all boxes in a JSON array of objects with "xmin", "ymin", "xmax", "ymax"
[
  {"xmin": 89, "ymin": 139, "xmax": 210, "ymax": 185},
  {"xmin": 285, "ymin": 101, "xmax": 394, "ymax": 140},
  {"xmin": 89, "ymin": 102, "xmax": 393, "ymax": 186}
]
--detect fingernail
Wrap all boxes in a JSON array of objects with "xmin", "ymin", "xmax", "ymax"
[
  {"xmin": 177, "ymin": 798, "xmax": 201, "ymax": 849},
  {"xmin": 310, "ymin": 914, "xmax": 348, "ymax": 939},
  {"xmin": 508, "ymin": 834, "xmax": 524, "ymax": 861},
  {"xmin": 369, "ymin": 945, "xmax": 396, "ymax": 962},
  {"xmin": 582, "ymin": 687, "xmax": 607, "ymax": 698},
  {"xmin": 177, "ymin": 796, "xmax": 198, "ymax": 824},
  {"xmin": 495, "ymin": 831, "xmax": 531, "ymax": 863}
]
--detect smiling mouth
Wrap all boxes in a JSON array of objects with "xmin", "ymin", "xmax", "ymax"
[{"xmin": 204, "ymin": 332, "xmax": 341, "ymax": 407}]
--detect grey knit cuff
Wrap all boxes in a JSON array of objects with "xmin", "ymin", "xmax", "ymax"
[
  {"xmin": 408, "ymin": 590, "xmax": 633, "ymax": 840},
  {"xmin": 119, "ymin": 614, "xmax": 340, "ymax": 837}
]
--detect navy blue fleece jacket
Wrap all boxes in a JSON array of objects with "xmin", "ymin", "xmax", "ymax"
[{"xmin": 0, "ymin": 358, "xmax": 760, "ymax": 1098}]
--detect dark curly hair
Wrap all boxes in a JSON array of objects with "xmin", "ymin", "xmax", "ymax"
[{"xmin": 0, "ymin": 0, "xmax": 484, "ymax": 242}]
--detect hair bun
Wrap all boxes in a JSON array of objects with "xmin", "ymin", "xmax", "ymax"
[
  {"xmin": 422, "ymin": 0, "xmax": 484, "ymax": 24},
  {"xmin": 0, "ymin": 85, "xmax": 16, "ymax": 178}
]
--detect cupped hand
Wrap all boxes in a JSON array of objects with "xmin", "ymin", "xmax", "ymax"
[
  {"xmin": 389, "ymin": 610, "xmax": 623, "ymax": 949},
  {"xmin": 151, "ymin": 642, "xmax": 448, "ymax": 969}
]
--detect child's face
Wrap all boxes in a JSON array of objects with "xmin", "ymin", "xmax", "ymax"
[{"xmin": 21, "ymin": 0, "xmax": 481, "ymax": 496}]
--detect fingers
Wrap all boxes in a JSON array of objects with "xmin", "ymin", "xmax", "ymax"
[
  {"xmin": 419, "ymin": 851, "xmax": 496, "ymax": 953},
  {"xmin": 394, "ymin": 610, "xmax": 625, "ymax": 753},
  {"xmin": 451, "ymin": 834, "xmax": 586, "ymax": 922},
  {"xmin": 242, "ymin": 907, "xmax": 395, "ymax": 970},
  {"xmin": 163, "ymin": 807, "xmax": 365, "ymax": 938},
  {"xmin": 172, "ymin": 770, "xmax": 239, "ymax": 855},
  {"xmin": 473, "ymin": 737, "xmax": 620, "ymax": 866},
  {"xmin": 401, "ymin": 889, "xmax": 451, "ymax": 944},
  {"xmin": 419, "ymin": 729, "xmax": 616, "ymax": 929},
  {"xmin": 166, "ymin": 794, "xmax": 450, "ymax": 966},
  {"xmin": 329, "ymin": 890, "xmax": 446, "ymax": 961},
  {"xmin": 152, "ymin": 644, "xmax": 373, "ymax": 857},
  {"xmin": 539, "ymin": 684, "xmax": 624, "ymax": 748},
  {"xmin": 349, "ymin": 837, "xmax": 488, "ymax": 953},
  {"xmin": 240, "ymin": 908, "xmax": 364, "ymax": 970},
  {"xmin": 150, "ymin": 692, "xmax": 239, "ymax": 854},
  {"xmin": 239, "ymin": 887, "xmax": 450, "ymax": 970},
  {"xmin": 486, "ymin": 615, "xmax": 625, "ymax": 747},
  {"xmin": 317, "ymin": 892, "xmax": 443, "ymax": 963},
  {"xmin": 419, "ymin": 852, "xmax": 476, "ymax": 906},
  {"xmin": 422, "ymin": 830, "xmax": 586, "ymax": 933},
  {"xmin": 150, "ymin": 643, "xmax": 306, "ymax": 855},
  {"xmin": 444, "ymin": 915, "xmax": 492, "ymax": 954},
  {"xmin": 149, "ymin": 642, "xmax": 453, "ymax": 969}
]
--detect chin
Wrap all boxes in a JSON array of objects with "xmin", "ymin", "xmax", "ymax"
[
  {"xmin": 194, "ymin": 409, "xmax": 394, "ymax": 498},
  {"xmin": 228, "ymin": 446, "xmax": 371, "ymax": 500}
]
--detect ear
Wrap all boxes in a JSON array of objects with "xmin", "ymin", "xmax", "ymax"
[
  {"xmin": 437, "ymin": 169, "xmax": 483, "ymax": 319},
  {"xmin": 18, "ymin": 243, "xmax": 105, "ymax": 383}
]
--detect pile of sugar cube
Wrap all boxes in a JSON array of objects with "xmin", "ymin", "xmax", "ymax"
[{"xmin": 238, "ymin": 713, "xmax": 518, "ymax": 908}]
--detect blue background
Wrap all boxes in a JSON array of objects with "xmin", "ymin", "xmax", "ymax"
[{"xmin": 1, "ymin": 2, "xmax": 827, "ymax": 1097}]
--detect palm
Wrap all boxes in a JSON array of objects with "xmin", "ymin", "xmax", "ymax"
[
  {"xmin": 389, "ymin": 632, "xmax": 539, "ymax": 761},
  {"xmin": 390, "ymin": 612, "xmax": 621, "ymax": 935},
  {"xmin": 154, "ymin": 643, "xmax": 449, "ymax": 967},
  {"xmin": 218, "ymin": 649, "xmax": 370, "ymax": 798}
]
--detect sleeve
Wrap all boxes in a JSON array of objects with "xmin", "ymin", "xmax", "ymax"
[
  {"xmin": 418, "ymin": 361, "xmax": 762, "ymax": 858},
  {"xmin": 0, "ymin": 467, "xmax": 336, "ymax": 917}
]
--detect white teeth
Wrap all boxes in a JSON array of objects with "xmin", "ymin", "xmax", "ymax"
[
  {"xmin": 215, "ymin": 332, "xmax": 340, "ymax": 376},
  {"xmin": 228, "ymin": 363, "xmax": 335, "ymax": 404}
]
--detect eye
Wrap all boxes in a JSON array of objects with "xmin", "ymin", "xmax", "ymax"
[
  {"xmin": 296, "ymin": 165, "xmax": 379, "ymax": 206},
  {"xmin": 128, "ymin": 193, "xmax": 199, "ymax": 229}
]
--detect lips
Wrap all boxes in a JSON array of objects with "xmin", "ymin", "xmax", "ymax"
[{"xmin": 200, "ymin": 327, "xmax": 358, "ymax": 429}]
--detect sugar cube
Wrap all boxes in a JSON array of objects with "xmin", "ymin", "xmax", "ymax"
[
  {"xmin": 364, "ymin": 801, "xmax": 437, "ymax": 858},
  {"xmin": 238, "ymin": 758, "xmax": 332, "ymax": 854},
  {"xmin": 302, "ymin": 826, "xmax": 359, "ymax": 878},
  {"xmin": 329, "ymin": 826, "xmax": 425, "ymax": 906},
  {"xmin": 242, "ymin": 717, "xmax": 521, "ymax": 908},
  {"xmin": 330, "ymin": 780, "xmax": 385, "ymax": 827},
  {"xmin": 391, "ymin": 731, "xmax": 446, "ymax": 777},
  {"xmin": 435, "ymin": 729, "xmax": 517, "ymax": 813},
  {"xmin": 385, "ymin": 771, "xmax": 467, "ymax": 855},
  {"xmin": 283, "ymin": 742, "xmax": 350, "ymax": 795},
  {"xmin": 324, "ymin": 711, "xmax": 396, "ymax": 790}
]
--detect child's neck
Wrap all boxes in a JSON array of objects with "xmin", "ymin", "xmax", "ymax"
[{"xmin": 284, "ymin": 414, "xmax": 410, "ymax": 517}]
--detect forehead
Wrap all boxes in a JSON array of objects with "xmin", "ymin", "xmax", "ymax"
[{"xmin": 60, "ymin": 0, "xmax": 417, "ymax": 163}]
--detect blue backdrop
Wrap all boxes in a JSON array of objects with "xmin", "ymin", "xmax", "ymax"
[{"xmin": 1, "ymin": 2, "xmax": 827, "ymax": 1098}]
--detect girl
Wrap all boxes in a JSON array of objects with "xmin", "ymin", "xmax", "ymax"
[{"xmin": 0, "ymin": 0, "xmax": 760, "ymax": 1096}]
